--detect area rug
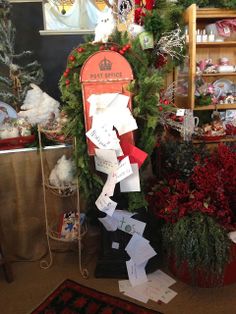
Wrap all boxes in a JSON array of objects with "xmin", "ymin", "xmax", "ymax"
[{"xmin": 31, "ymin": 279, "xmax": 162, "ymax": 314}]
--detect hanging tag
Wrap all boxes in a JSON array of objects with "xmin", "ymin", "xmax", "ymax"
[
  {"xmin": 176, "ymin": 109, "xmax": 185, "ymax": 116},
  {"xmin": 139, "ymin": 32, "xmax": 154, "ymax": 50}
]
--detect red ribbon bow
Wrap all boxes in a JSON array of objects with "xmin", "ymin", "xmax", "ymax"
[
  {"xmin": 134, "ymin": 0, "xmax": 155, "ymax": 24},
  {"xmin": 135, "ymin": 0, "xmax": 155, "ymax": 10}
]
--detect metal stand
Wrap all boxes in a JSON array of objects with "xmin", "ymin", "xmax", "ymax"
[{"xmin": 38, "ymin": 127, "xmax": 88, "ymax": 278}]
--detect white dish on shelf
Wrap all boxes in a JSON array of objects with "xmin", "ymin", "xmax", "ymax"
[{"xmin": 217, "ymin": 65, "xmax": 235, "ymax": 73}]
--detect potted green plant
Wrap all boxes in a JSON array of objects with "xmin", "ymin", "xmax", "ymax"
[{"xmin": 147, "ymin": 143, "xmax": 236, "ymax": 286}]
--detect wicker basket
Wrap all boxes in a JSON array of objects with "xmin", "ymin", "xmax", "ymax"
[
  {"xmin": 40, "ymin": 128, "xmax": 73, "ymax": 145},
  {"xmin": 160, "ymin": 111, "xmax": 184, "ymax": 134},
  {"xmin": 48, "ymin": 219, "xmax": 87, "ymax": 242},
  {"xmin": 44, "ymin": 179, "xmax": 77, "ymax": 198},
  {"xmin": 43, "ymin": 156, "xmax": 77, "ymax": 197}
]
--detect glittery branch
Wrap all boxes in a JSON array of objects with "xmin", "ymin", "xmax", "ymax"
[{"xmin": 156, "ymin": 26, "xmax": 186, "ymax": 60}]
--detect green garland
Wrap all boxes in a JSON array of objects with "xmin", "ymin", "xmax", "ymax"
[
  {"xmin": 59, "ymin": 41, "xmax": 171, "ymax": 212},
  {"xmin": 59, "ymin": 0, "xmax": 236, "ymax": 215},
  {"xmin": 59, "ymin": 4, "xmax": 184, "ymax": 214}
]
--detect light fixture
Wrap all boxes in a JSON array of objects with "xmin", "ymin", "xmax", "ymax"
[{"xmin": 47, "ymin": 0, "xmax": 75, "ymax": 15}]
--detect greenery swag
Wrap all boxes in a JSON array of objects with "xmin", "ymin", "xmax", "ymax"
[
  {"xmin": 59, "ymin": 1, "xmax": 236, "ymax": 214},
  {"xmin": 162, "ymin": 212, "xmax": 231, "ymax": 283},
  {"xmin": 59, "ymin": 41, "xmax": 165, "ymax": 213},
  {"xmin": 59, "ymin": 1, "xmax": 185, "ymax": 213}
]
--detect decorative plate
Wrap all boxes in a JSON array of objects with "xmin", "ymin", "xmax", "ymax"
[
  {"xmin": 213, "ymin": 79, "xmax": 233, "ymax": 98},
  {"xmin": 0, "ymin": 101, "xmax": 18, "ymax": 124}
]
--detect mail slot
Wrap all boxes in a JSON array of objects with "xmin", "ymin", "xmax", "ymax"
[{"xmin": 80, "ymin": 50, "xmax": 134, "ymax": 155}]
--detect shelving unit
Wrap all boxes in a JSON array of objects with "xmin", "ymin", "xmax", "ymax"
[
  {"xmin": 174, "ymin": 4, "xmax": 236, "ymax": 143},
  {"xmin": 175, "ymin": 4, "xmax": 236, "ymax": 111},
  {"xmin": 37, "ymin": 128, "xmax": 88, "ymax": 278},
  {"xmin": 194, "ymin": 104, "xmax": 236, "ymax": 111}
]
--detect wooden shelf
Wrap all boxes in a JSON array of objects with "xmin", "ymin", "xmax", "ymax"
[
  {"xmin": 196, "ymin": 8, "xmax": 236, "ymax": 19},
  {"xmin": 193, "ymin": 136, "xmax": 236, "ymax": 144},
  {"xmin": 194, "ymin": 103, "xmax": 236, "ymax": 110},
  {"xmin": 196, "ymin": 41, "xmax": 236, "ymax": 47},
  {"xmin": 201, "ymin": 72, "xmax": 236, "ymax": 77},
  {"xmin": 177, "ymin": 4, "xmax": 236, "ymax": 111}
]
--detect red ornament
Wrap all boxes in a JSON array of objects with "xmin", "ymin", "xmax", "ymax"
[
  {"xmin": 63, "ymin": 72, "xmax": 68, "ymax": 77},
  {"xmin": 125, "ymin": 44, "xmax": 131, "ymax": 50},
  {"xmin": 77, "ymin": 47, "xmax": 84, "ymax": 53},
  {"xmin": 100, "ymin": 45, "xmax": 105, "ymax": 51},
  {"xmin": 119, "ymin": 50, "xmax": 125, "ymax": 55},
  {"xmin": 65, "ymin": 68, "xmax": 70, "ymax": 73},
  {"xmin": 159, "ymin": 106, "xmax": 163, "ymax": 111},
  {"xmin": 110, "ymin": 46, "xmax": 116, "ymax": 51},
  {"xmin": 69, "ymin": 55, "xmax": 75, "ymax": 62},
  {"xmin": 65, "ymin": 79, "xmax": 70, "ymax": 85},
  {"xmin": 164, "ymin": 100, "xmax": 169, "ymax": 105}
]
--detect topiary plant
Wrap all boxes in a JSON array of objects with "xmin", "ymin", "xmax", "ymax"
[{"xmin": 162, "ymin": 212, "xmax": 231, "ymax": 284}]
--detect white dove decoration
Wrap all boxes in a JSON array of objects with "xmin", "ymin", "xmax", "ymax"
[
  {"xmin": 49, "ymin": 155, "xmax": 76, "ymax": 188},
  {"xmin": 18, "ymin": 84, "xmax": 60, "ymax": 126}
]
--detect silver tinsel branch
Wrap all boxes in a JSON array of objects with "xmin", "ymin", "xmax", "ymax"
[
  {"xmin": 161, "ymin": 81, "xmax": 178, "ymax": 104},
  {"xmin": 156, "ymin": 25, "xmax": 186, "ymax": 60},
  {"xmin": 159, "ymin": 111, "xmax": 184, "ymax": 133}
]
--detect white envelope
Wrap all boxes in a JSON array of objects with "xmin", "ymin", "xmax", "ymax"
[
  {"xmin": 116, "ymin": 156, "xmax": 133, "ymax": 183},
  {"xmin": 95, "ymin": 193, "xmax": 117, "ymax": 216},
  {"xmin": 102, "ymin": 172, "xmax": 117, "ymax": 197},
  {"xmin": 120, "ymin": 163, "xmax": 140, "ymax": 192},
  {"xmin": 94, "ymin": 148, "xmax": 118, "ymax": 174},
  {"xmin": 126, "ymin": 259, "xmax": 148, "ymax": 287},
  {"xmin": 86, "ymin": 125, "xmax": 120, "ymax": 150},
  {"xmin": 98, "ymin": 215, "xmax": 118, "ymax": 231},
  {"xmin": 125, "ymin": 233, "xmax": 157, "ymax": 265}
]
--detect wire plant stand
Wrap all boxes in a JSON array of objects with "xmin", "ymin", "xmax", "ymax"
[{"xmin": 38, "ymin": 127, "xmax": 89, "ymax": 278}]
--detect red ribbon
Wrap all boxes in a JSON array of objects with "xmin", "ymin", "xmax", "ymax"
[
  {"xmin": 134, "ymin": 7, "xmax": 146, "ymax": 25},
  {"xmin": 134, "ymin": 0, "xmax": 155, "ymax": 24}
]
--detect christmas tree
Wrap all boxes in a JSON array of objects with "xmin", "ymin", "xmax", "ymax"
[{"xmin": 0, "ymin": 0, "xmax": 43, "ymax": 111}]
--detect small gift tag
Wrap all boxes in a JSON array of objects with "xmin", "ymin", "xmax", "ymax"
[
  {"xmin": 176, "ymin": 109, "xmax": 185, "ymax": 116},
  {"xmin": 139, "ymin": 31, "xmax": 154, "ymax": 50}
]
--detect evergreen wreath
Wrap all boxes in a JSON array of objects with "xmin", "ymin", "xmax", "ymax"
[
  {"xmin": 59, "ymin": 40, "xmax": 170, "ymax": 213},
  {"xmin": 59, "ymin": 3, "xmax": 185, "ymax": 214}
]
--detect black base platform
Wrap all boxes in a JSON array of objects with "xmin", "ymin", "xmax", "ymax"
[{"xmin": 94, "ymin": 209, "xmax": 161, "ymax": 278}]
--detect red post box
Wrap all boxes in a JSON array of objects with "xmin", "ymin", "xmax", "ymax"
[{"xmin": 80, "ymin": 50, "xmax": 134, "ymax": 155}]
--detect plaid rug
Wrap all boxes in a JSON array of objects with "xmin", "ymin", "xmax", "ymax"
[{"xmin": 31, "ymin": 279, "xmax": 162, "ymax": 314}]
